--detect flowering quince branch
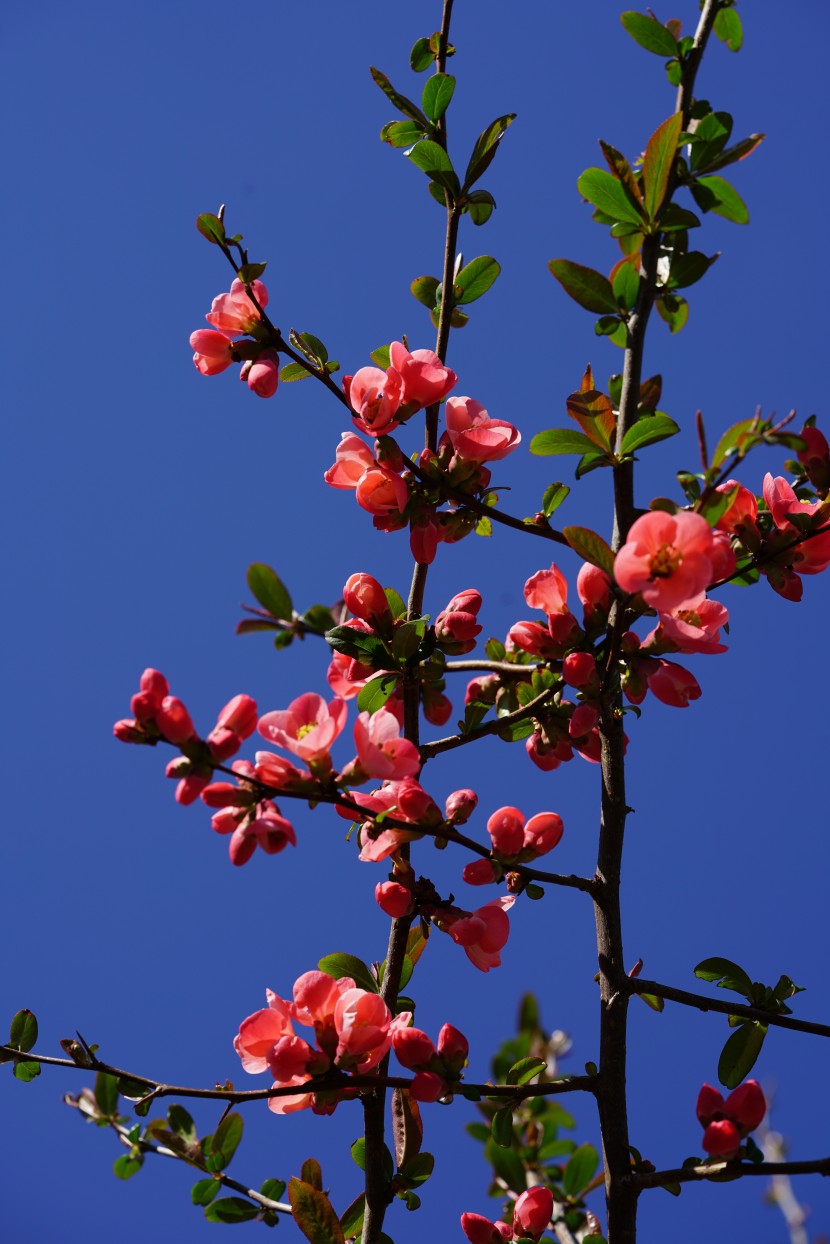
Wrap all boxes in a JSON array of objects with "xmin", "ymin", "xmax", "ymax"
[{"xmin": 12, "ymin": 3, "xmax": 830, "ymax": 1243}]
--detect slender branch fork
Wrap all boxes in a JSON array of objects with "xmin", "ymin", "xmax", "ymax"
[{"xmin": 626, "ymin": 978, "xmax": 830, "ymax": 1039}]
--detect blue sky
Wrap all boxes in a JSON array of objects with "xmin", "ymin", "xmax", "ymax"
[{"xmin": 2, "ymin": 2, "xmax": 829, "ymax": 1241}]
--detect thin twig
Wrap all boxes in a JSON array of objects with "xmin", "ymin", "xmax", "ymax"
[{"xmin": 626, "ymin": 977, "xmax": 830, "ymax": 1039}]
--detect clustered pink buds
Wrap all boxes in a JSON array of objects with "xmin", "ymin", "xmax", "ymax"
[
  {"xmin": 392, "ymin": 1022, "xmax": 469, "ymax": 1101},
  {"xmin": 696, "ymin": 1079, "xmax": 766, "ymax": 1158},
  {"xmin": 190, "ymin": 279, "xmax": 280, "ymax": 399},
  {"xmin": 235, "ymin": 970, "xmax": 411, "ymax": 1115},
  {"xmin": 461, "ymin": 1186, "xmax": 554, "ymax": 1243},
  {"xmin": 343, "ymin": 341, "xmax": 457, "ymax": 438},
  {"xmin": 463, "ymin": 805, "xmax": 564, "ymax": 884},
  {"xmin": 201, "ymin": 760, "xmax": 296, "ymax": 866},
  {"xmin": 435, "ymin": 588, "xmax": 483, "ymax": 654},
  {"xmin": 434, "ymin": 896, "xmax": 515, "ymax": 972}
]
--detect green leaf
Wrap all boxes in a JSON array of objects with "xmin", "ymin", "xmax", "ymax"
[
  {"xmin": 369, "ymin": 67, "xmax": 428, "ymax": 126},
  {"xmin": 9, "ymin": 1009, "xmax": 38, "ymax": 1052},
  {"xmin": 237, "ymin": 262, "xmax": 266, "ymax": 284},
  {"xmin": 192, "ymin": 1178, "xmax": 222, "ymax": 1206},
  {"xmin": 113, "ymin": 1154, "xmax": 142, "ymax": 1180},
  {"xmin": 599, "ymin": 141, "xmax": 644, "ymax": 208},
  {"xmin": 714, "ymin": 7, "xmax": 743, "ymax": 52},
  {"xmin": 562, "ymin": 526, "xmax": 616, "ymax": 575},
  {"xmin": 464, "ymin": 189, "xmax": 496, "ymax": 226},
  {"xmin": 356, "ymin": 674, "xmax": 398, "ymax": 715},
  {"xmin": 711, "ymin": 417, "xmax": 761, "ymax": 468},
  {"xmin": 695, "ymin": 957, "xmax": 754, "ymax": 996},
  {"xmin": 642, "ymin": 113, "xmax": 683, "ymax": 221},
  {"xmin": 95, "ymin": 1072, "xmax": 119, "ymax": 1117},
  {"xmin": 340, "ymin": 1193, "xmax": 366, "ymax": 1239},
  {"xmin": 381, "ymin": 120, "xmax": 427, "ymax": 149},
  {"xmin": 204, "ymin": 1197, "xmax": 260, "ymax": 1224},
  {"xmin": 541, "ymin": 482, "xmax": 570, "ymax": 516},
  {"xmin": 612, "ymin": 260, "xmax": 640, "ymax": 311},
  {"xmin": 718, "ymin": 1022, "xmax": 767, "ymax": 1090},
  {"xmin": 247, "ymin": 564, "xmax": 292, "ymax": 620},
  {"xmin": 325, "ymin": 625, "xmax": 389, "ymax": 664},
  {"xmin": 279, "ymin": 362, "xmax": 312, "ymax": 382},
  {"xmin": 196, "ymin": 213, "xmax": 225, "ymax": 245},
  {"xmin": 455, "ymin": 256, "xmax": 500, "ymax": 304},
  {"xmin": 410, "ymin": 38, "xmax": 434, "ymax": 72},
  {"xmin": 485, "ymin": 1138, "xmax": 526, "ymax": 1193},
  {"xmin": 350, "ymin": 1138, "xmax": 367, "ymax": 1171},
  {"xmin": 370, "ymin": 345, "xmax": 390, "ymax": 368},
  {"xmin": 692, "ymin": 175, "xmax": 749, "ymax": 224},
  {"xmin": 211, "ymin": 1113, "xmax": 243, "ymax": 1170},
  {"xmin": 621, "ymin": 413, "xmax": 680, "ymax": 455},
  {"xmin": 12, "ymin": 1060, "xmax": 41, "ymax": 1082},
  {"xmin": 318, "ymin": 953, "xmax": 378, "ymax": 995},
  {"xmin": 563, "ymin": 1144, "xmax": 600, "ymax": 1198},
  {"xmin": 668, "ymin": 250, "xmax": 719, "ymax": 290},
  {"xmin": 548, "ymin": 259, "xmax": 618, "ymax": 315},
  {"xmin": 261, "ymin": 1178, "xmax": 287, "ymax": 1202},
  {"xmin": 491, "ymin": 1106, "xmax": 515, "ymax": 1149},
  {"xmin": 422, "ymin": 73, "xmax": 455, "ymax": 122},
  {"xmin": 168, "ymin": 1104, "xmax": 197, "ymax": 1143},
  {"xmin": 411, "ymin": 276, "xmax": 440, "ymax": 309},
  {"xmin": 637, "ymin": 992, "xmax": 665, "ymax": 1012},
  {"xmin": 530, "ymin": 428, "xmax": 602, "ymax": 457},
  {"xmin": 506, "ymin": 1057, "xmax": 547, "ymax": 1086},
  {"xmin": 577, "ymin": 168, "xmax": 645, "ymax": 226},
  {"xmin": 655, "ymin": 294, "xmax": 688, "ymax": 333},
  {"xmin": 464, "ymin": 114, "xmax": 516, "ymax": 188},
  {"xmin": 475, "ymin": 515, "xmax": 492, "ymax": 536},
  {"xmin": 384, "ymin": 587, "xmax": 407, "ymax": 619},
  {"xmin": 576, "ymin": 449, "xmax": 612, "ymax": 478},
  {"xmin": 289, "ymin": 1179, "xmax": 347, "ymax": 1244},
  {"xmin": 407, "ymin": 140, "xmax": 457, "ymax": 185},
  {"xmin": 497, "ymin": 718, "xmax": 536, "ymax": 743},
  {"xmin": 620, "ymin": 12, "xmax": 679, "ymax": 56},
  {"xmin": 703, "ymin": 134, "xmax": 765, "ymax": 175},
  {"xmin": 688, "ymin": 111, "xmax": 732, "ymax": 174},
  {"xmin": 390, "ymin": 618, "xmax": 426, "ymax": 661},
  {"xmin": 659, "ymin": 204, "xmax": 701, "ymax": 231},
  {"xmin": 399, "ymin": 1152, "xmax": 435, "ymax": 1186}
]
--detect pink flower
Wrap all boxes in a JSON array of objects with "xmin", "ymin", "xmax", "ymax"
[
  {"xmin": 155, "ymin": 695, "xmax": 196, "ymax": 744},
  {"xmin": 525, "ymin": 563, "xmax": 568, "ymax": 615},
  {"xmin": 462, "ymin": 859, "xmax": 499, "ymax": 886},
  {"xmin": 244, "ymin": 349, "xmax": 279, "ymax": 398},
  {"xmin": 207, "ymin": 693, "xmax": 259, "ymax": 761},
  {"xmin": 130, "ymin": 668, "xmax": 170, "ymax": 721},
  {"xmin": 344, "ymin": 366, "xmax": 404, "ymax": 436},
  {"xmin": 798, "ymin": 424, "xmax": 830, "ymax": 491},
  {"xmin": 507, "ymin": 620, "xmax": 562, "ymax": 659},
  {"xmin": 375, "ymin": 880, "xmax": 415, "ymax": 918},
  {"xmin": 206, "ymin": 278, "xmax": 268, "ymax": 337},
  {"xmin": 646, "ymin": 659, "xmax": 701, "ymax": 707},
  {"xmin": 334, "ymin": 988, "xmax": 410, "ymax": 1071},
  {"xmin": 697, "ymin": 1080, "xmax": 766, "ymax": 1157},
  {"xmin": 254, "ymin": 750, "xmax": 316, "ymax": 795},
  {"xmin": 234, "ymin": 993, "xmax": 296, "ymax": 1074},
  {"xmin": 447, "ymin": 896, "xmax": 515, "ymax": 972},
  {"xmin": 343, "ymin": 572, "xmax": 392, "ymax": 626},
  {"xmin": 513, "ymin": 1187, "xmax": 554, "ymax": 1241},
  {"xmin": 715, "ymin": 480, "xmax": 758, "ymax": 536},
  {"xmin": 445, "ymin": 397, "xmax": 521, "ymax": 463},
  {"xmin": 344, "ymin": 783, "xmax": 424, "ymax": 863},
  {"xmin": 410, "ymin": 516, "xmax": 439, "ymax": 565},
  {"xmin": 460, "ymin": 1212, "xmax": 513, "ymax": 1243},
  {"xmin": 190, "ymin": 328, "xmax": 234, "ymax": 376},
  {"xmin": 763, "ymin": 473, "xmax": 830, "ymax": 573},
  {"xmin": 392, "ymin": 1026, "xmax": 436, "ymax": 1070},
  {"xmin": 435, "ymin": 589, "xmax": 482, "ymax": 653},
  {"xmin": 445, "ymin": 789, "xmax": 478, "ymax": 824},
  {"xmin": 523, "ymin": 812, "xmax": 564, "ymax": 855},
  {"xmin": 353, "ymin": 708, "xmax": 421, "ymax": 780},
  {"xmin": 562, "ymin": 651, "xmax": 600, "ymax": 691},
  {"xmin": 355, "ymin": 466, "xmax": 410, "ymax": 517},
  {"xmin": 389, "ymin": 341, "xmax": 457, "ymax": 409},
  {"xmin": 487, "ymin": 806, "xmax": 525, "ymax": 856},
  {"xmin": 644, "ymin": 594, "xmax": 729, "ymax": 655},
  {"xmin": 422, "ymin": 686, "xmax": 452, "ymax": 725},
  {"xmin": 324, "ymin": 432, "xmax": 376, "ymax": 489},
  {"xmin": 258, "ymin": 693, "xmax": 348, "ymax": 766},
  {"xmin": 614, "ymin": 511, "xmax": 717, "ymax": 610}
]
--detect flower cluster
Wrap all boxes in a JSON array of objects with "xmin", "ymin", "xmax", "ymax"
[
  {"xmin": 200, "ymin": 761, "xmax": 297, "ymax": 866},
  {"xmin": 461, "ymin": 1186, "xmax": 554, "ymax": 1243},
  {"xmin": 392, "ymin": 1022, "xmax": 469, "ymax": 1102},
  {"xmin": 462, "ymin": 806, "xmax": 564, "ymax": 886},
  {"xmin": 190, "ymin": 278, "xmax": 280, "ymax": 398},
  {"xmin": 327, "ymin": 348, "xmax": 520, "ymax": 564},
  {"xmin": 696, "ymin": 1079, "xmax": 766, "ymax": 1158},
  {"xmin": 235, "ymin": 970, "xmax": 411, "ymax": 1115}
]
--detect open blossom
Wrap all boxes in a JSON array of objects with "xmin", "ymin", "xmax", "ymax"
[
  {"xmin": 190, "ymin": 328, "xmax": 234, "ymax": 376},
  {"xmin": 206, "ymin": 278, "xmax": 268, "ymax": 336},
  {"xmin": 523, "ymin": 563, "xmax": 579, "ymax": 643},
  {"xmin": 763, "ymin": 473, "xmax": 830, "ymax": 573},
  {"xmin": 697, "ymin": 1080, "xmax": 766, "ymax": 1157},
  {"xmin": 344, "ymin": 366, "xmax": 404, "ymax": 436},
  {"xmin": 389, "ymin": 340, "xmax": 457, "ymax": 409},
  {"xmin": 258, "ymin": 693, "xmax": 347, "ymax": 766},
  {"xmin": 235, "ymin": 973, "xmax": 410, "ymax": 1115},
  {"xmin": 443, "ymin": 896, "xmax": 515, "ymax": 972},
  {"xmin": 643, "ymin": 593, "xmax": 729, "ymax": 655},
  {"xmin": 645, "ymin": 658, "xmax": 701, "ymax": 707},
  {"xmin": 444, "ymin": 396, "xmax": 521, "ymax": 463},
  {"xmin": 715, "ymin": 479, "xmax": 758, "ymax": 536},
  {"xmin": 352, "ymin": 708, "xmax": 421, "ymax": 780},
  {"xmin": 355, "ymin": 465, "xmax": 409, "ymax": 516},
  {"xmin": 324, "ymin": 432, "xmax": 376, "ymax": 489},
  {"xmin": 614, "ymin": 511, "xmax": 718, "ymax": 610},
  {"xmin": 342, "ymin": 780, "xmax": 433, "ymax": 862}
]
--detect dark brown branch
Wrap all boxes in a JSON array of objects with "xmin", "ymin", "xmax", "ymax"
[
  {"xmin": 625, "ymin": 977, "xmax": 830, "ymax": 1039},
  {"xmin": 632, "ymin": 1156, "xmax": 830, "ymax": 1191},
  {"xmin": 419, "ymin": 687, "xmax": 555, "ymax": 760}
]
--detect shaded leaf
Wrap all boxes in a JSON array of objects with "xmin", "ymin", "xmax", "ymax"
[
  {"xmin": 9, "ymin": 1010, "xmax": 38, "ymax": 1052},
  {"xmin": 204, "ymin": 1197, "xmax": 260, "ymax": 1225},
  {"xmin": 491, "ymin": 1106, "xmax": 515, "ymax": 1149},
  {"xmin": 549, "ymin": 259, "xmax": 618, "ymax": 314},
  {"xmin": 192, "ymin": 1178, "xmax": 222, "ymax": 1206},
  {"xmin": 694, "ymin": 957, "xmax": 753, "ymax": 997},
  {"xmin": 563, "ymin": 1144, "xmax": 600, "ymax": 1198},
  {"xmin": 718, "ymin": 1023, "xmax": 767, "ymax": 1090},
  {"xmin": 692, "ymin": 176, "xmax": 749, "ymax": 224},
  {"xmin": 95, "ymin": 1072, "xmax": 119, "ymax": 1117},
  {"xmin": 506, "ymin": 1056, "xmax": 547, "ymax": 1086},
  {"xmin": 113, "ymin": 1154, "xmax": 142, "ymax": 1180},
  {"xmin": 280, "ymin": 362, "xmax": 313, "ymax": 382},
  {"xmin": 289, "ymin": 1179, "xmax": 346, "ymax": 1244},
  {"xmin": 704, "ymin": 134, "xmax": 765, "ymax": 175},
  {"xmin": 455, "ymin": 256, "xmax": 500, "ymax": 304},
  {"xmin": 464, "ymin": 115, "xmax": 516, "ymax": 188},
  {"xmin": 318, "ymin": 953, "xmax": 378, "ymax": 995},
  {"xmin": 196, "ymin": 213, "xmax": 225, "ymax": 245},
  {"xmin": 357, "ymin": 674, "xmax": 398, "ymax": 715},
  {"xmin": 668, "ymin": 250, "xmax": 719, "ymax": 290},
  {"xmin": 411, "ymin": 276, "xmax": 440, "ymax": 309},
  {"xmin": 563, "ymin": 526, "xmax": 616, "ymax": 575},
  {"xmin": 465, "ymin": 188, "xmax": 496, "ymax": 226},
  {"xmin": 599, "ymin": 140, "xmax": 643, "ymax": 206},
  {"xmin": 211, "ymin": 1112, "xmax": 243, "ymax": 1170},
  {"xmin": 339, "ymin": 1193, "xmax": 366, "ymax": 1240},
  {"xmin": 655, "ymin": 294, "xmax": 688, "ymax": 333},
  {"xmin": 369, "ymin": 67, "xmax": 428, "ymax": 126}
]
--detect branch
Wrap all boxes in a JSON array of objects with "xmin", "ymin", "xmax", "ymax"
[
  {"xmin": 419, "ymin": 687, "xmax": 556, "ymax": 760},
  {"xmin": 632, "ymin": 1156, "xmax": 830, "ymax": 1190},
  {"xmin": 625, "ymin": 977, "xmax": 830, "ymax": 1039}
]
